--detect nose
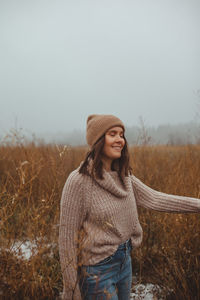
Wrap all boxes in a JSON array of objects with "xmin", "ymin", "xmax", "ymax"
[{"xmin": 115, "ymin": 135, "xmax": 124, "ymax": 143}]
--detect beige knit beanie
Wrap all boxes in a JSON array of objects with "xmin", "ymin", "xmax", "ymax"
[{"xmin": 86, "ymin": 114, "xmax": 125, "ymax": 147}]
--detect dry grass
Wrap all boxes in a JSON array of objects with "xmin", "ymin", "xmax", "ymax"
[{"xmin": 0, "ymin": 140, "xmax": 200, "ymax": 299}]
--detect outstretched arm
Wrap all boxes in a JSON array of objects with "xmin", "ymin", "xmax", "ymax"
[
  {"xmin": 59, "ymin": 170, "xmax": 86, "ymax": 300},
  {"xmin": 131, "ymin": 175, "xmax": 200, "ymax": 213}
]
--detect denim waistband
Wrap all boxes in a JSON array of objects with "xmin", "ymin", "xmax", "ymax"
[{"xmin": 117, "ymin": 239, "xmax": 131, "ymax": 250}]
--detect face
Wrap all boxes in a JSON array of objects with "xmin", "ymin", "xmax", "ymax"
[{"xmin": 102, "ymin": 126, "xmax": 125, "ymax": 164}]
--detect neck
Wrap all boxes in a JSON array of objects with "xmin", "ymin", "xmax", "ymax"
[{"xmin": 101, "ymin": 157, "xmax": 112, "ymax": 171}]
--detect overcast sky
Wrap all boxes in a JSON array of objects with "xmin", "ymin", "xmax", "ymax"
[{"xmin": 0, "ymin": 0, "xmax": 200, "ymax": 137}]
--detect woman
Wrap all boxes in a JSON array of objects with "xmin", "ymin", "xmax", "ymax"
[{"xmin": 59, "ymin": 114, "xmax": 200, "ymax": 300}]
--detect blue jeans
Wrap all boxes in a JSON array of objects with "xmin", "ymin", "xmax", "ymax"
[{"xmin": 78, "ymin": 239, "xmax": 132, "ymax": 300}]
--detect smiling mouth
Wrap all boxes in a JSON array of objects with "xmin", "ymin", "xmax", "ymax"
[{"xmin": 112, "ymin": 146, "xmax": 122, "ymax": 151}]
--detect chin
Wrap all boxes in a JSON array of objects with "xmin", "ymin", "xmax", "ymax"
[{"xmin": 111, "ymin": 154, "xmax": 121, "ymax": 160}]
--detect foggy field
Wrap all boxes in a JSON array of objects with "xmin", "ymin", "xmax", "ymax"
[{"xmin": 0, "ymin": 143, "xmax": 200, "ymax": 299}]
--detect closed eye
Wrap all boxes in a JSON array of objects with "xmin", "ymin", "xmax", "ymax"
[{"xmin": 109, "ymin": 131, "xmax": 124, "ymax": 138}]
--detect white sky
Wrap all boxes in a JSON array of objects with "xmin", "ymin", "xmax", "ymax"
[{"xmin": 0, "ymin": 0, "xmax": 200, "ymax": 136}]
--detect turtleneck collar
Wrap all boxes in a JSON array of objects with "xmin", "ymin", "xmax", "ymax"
[{"xmin": 80, "ymin": 160, "xmax": 132, "ymax": 198}]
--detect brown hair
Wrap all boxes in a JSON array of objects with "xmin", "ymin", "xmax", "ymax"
[{"xmin": 79, "ymin": 134, "xmax": 132, "ymax": 181}]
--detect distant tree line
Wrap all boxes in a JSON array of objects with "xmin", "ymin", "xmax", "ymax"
[
  {"xmin": 41, "ymin": 121, "xmax": 200, "ymax": 146},
  {"xmin": 1, "ymin": 121, "xmax": 200, "ymax": 146}
]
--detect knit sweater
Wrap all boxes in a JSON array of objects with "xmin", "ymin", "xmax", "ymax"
[{"xmin": 59, "ymin": 163, "xmax": 200, "ymax": 300}]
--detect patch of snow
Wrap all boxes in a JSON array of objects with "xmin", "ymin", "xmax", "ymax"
[
  {"xmin": 11, "ymin": 240, "xmax": 38, "ymax": 260},
  {"xmin": 131, "ymin": 283, "xmax": 171, "ymax": 300},
  {"xmin": 8, "ymin": 239, "xmax": 57, "ymax": 260}
]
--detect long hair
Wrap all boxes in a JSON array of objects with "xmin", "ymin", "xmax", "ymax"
[{"xmin": 79, "ymin": 134, "xmax": 132, "ymax": 181}]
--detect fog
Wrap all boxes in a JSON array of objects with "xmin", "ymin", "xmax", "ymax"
[{"xmin": 0, "ymin": 0, "xmax": 200, "ymax": 138}]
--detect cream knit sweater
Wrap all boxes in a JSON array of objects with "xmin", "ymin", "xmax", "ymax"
[{"xmin": 59, "ymin": 163, "xmax": 200, "ymax": 300}]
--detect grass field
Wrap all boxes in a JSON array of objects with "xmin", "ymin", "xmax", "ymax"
[{"xmin": 0, "ymin": 141, "xmax": 200, "ymax": 299}]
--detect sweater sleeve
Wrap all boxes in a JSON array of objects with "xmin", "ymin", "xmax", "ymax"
[
  {"xmin": 59, "ymin": 170, "xmax": 86, "ymax": 300},
  {"xmin": 131, "ymin": 174, "xmax": 200, "ymax": 213}
]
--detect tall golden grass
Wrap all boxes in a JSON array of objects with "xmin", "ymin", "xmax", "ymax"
[{"xmin": 0, "ymin": 140, "xmax": 199, "ymax": 299}]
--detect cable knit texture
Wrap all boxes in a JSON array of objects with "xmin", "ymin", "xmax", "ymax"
[{"xmin": 59, "ymin": 162, "xmax": 200, "ymax": 300}]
